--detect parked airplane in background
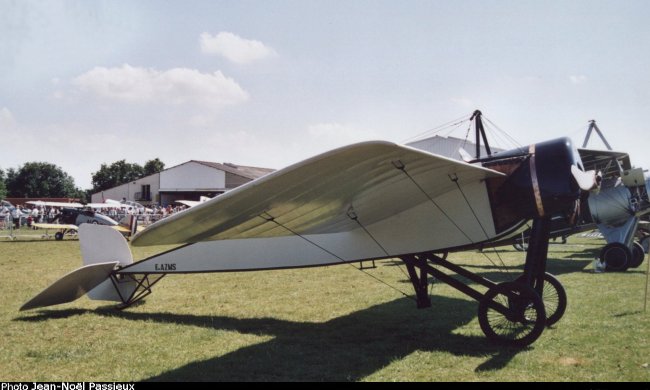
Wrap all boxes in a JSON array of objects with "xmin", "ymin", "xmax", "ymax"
[
  {"xmin": 508, "ymin": 121, "xmax": 650, "ymax": 271},
  {"xmin": 175, "ymin": 196, "xmax": 211, "ymax": 208},
  {"xmin": 27, "ymin": 202, "xmax": 118, "ymax": 240},
  {"xmin": 87, "ymin": 199, "xmax": 152, "ymax": 214},
  {"xmin": 21, "ymin": 111, "xmax": 602, "ymax": 347}
]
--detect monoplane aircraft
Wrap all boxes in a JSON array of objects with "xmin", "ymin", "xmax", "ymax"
[{"xmin": 20, "ymin": 112, "xmax": 600, "ymax": 347}]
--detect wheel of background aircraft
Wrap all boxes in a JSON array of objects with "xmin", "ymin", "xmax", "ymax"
[
  {"xmin": 641, "ymin": 236, "xmax": 650, "ymax": 254},
  {"xmin": 629, "ymin": 242, "xmax": 645, "ymax": 269},
  {"xmin": 478, "ymin": 281, "xmax": 546, "ymax": 347},
  {"xmin": 515, "ymin": 272, "xmax": 567, "ymax": 326},
  {"xmin": 600, "ymin": 243, "xmax": 631, "ymax": 272}
]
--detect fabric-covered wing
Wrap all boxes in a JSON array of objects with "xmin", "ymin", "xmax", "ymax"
[
  {"xmin": 578, "ymin": 148, "xmax": 630, "ymax": 180},
  {"xmin": 131, "ymin": 141, "xmax": 504, "ymax": 246}
]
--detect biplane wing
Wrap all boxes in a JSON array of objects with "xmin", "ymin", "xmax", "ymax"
[
  {"xmin": 578, "ymin": 148, "xmax": 631, "ymax": 181},
  {"xmin": 131, "ymin": 141, "xmax": 505, "ymax": 248},
  {"xmin": 32, "ymin": 223, "xmax": 78, "ymax": 231},
  {"xmin": 26, "ymin": 201, "xmax": 84, "ymax": 208}
]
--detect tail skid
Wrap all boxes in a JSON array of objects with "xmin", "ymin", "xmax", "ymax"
[{"xmin": 20, "ymin": 224, "xmax": 160, "ymax": 311}]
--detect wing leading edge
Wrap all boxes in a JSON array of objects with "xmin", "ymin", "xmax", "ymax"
[{"xmin": 131, "ymin": 141, "xmax": 504, "ymax": 247}]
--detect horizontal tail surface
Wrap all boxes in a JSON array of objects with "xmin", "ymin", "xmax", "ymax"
[{"xmin": 20, "ymin": 224, "xmax": 138, "ymax": 311}]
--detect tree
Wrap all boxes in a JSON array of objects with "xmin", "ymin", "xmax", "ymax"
[
  {"xmin": 0, "ymin": 168, "xmax": 6, "ymax": 199},
  {"xmin": 5, "ymin": 162, "xmax": 82, "ymax": 198},
  {"xmin": 91, "ymin": 160, "xmax": 145, "ymax": 193},
  {"xmin": 143, "ymin": 158, "xmax": 165, "ymax": 176}
]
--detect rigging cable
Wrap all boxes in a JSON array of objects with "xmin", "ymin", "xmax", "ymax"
[
  {"xmin": 483, "ymin": 116, "xmax": 523, "ymax": 149},
  {"xmin": 450, "ymin": 174, "xmax": 511, "ymax": 273},
  {"xmin": 401, "ymin": 114, "xmax": 472, "ymax": 144},
  {"xmin": 258, "ymin": 213, "xmax": 416, "ymax": 302},
  {"xmin": 346, "ymin": 207, "xmax": 413, "ymax": 283},
  {"xmin": 393, "ymin": 161, "xmax": 476, "ymax": 244}
]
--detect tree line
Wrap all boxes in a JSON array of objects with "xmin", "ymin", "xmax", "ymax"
[{"xmin": 0, "ymin": 158, "xmax": 165, "ymax": 203}]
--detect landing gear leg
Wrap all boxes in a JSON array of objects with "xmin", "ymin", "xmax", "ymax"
[
  {"xmin": 402, "ymin": 255, "xmax": 431, "ymax": 309},
  {"xmin": 478, "ymin": 217, "xmax": 552, "ymax": 345}
]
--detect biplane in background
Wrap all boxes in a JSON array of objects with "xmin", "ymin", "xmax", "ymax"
[
  {"xmin": 27, "ymin": 201, "xmax": 144, "ymax": 240},
  {"xmin": 21, "ymin": 112, "xmax": 600, "ymax": 347},
  {"xmin": 175, "ymin": 196, "xmax": 212, "ymax": 208},
  {"xmin": 26, "ymin": 201, "xmax": 118, "ymax": 241},
  {"xmin": 506, "ymin": 121, "xmax": 650, "ymax": 271}
]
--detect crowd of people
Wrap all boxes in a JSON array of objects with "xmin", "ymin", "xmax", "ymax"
[
  {"xmin": 0, "ymin": 205, "xmax": 58, "ymax": 230},
  {"xmin": 0, "ymin": 203, "xmax": 190, "ymax": 230}
]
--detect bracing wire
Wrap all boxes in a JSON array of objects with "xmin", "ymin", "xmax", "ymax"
[
  {"xmin": 462, "ymin": 117, "xmax": 475, "ymax": 149},
  {"xmin": 395, "ymin": 164, "xmax": 476, "ymax": 245},
  {"xmin": 348, "ymin": 209, "xmax": 413, "ymax": 283},
  {"xmin": 451, "ymin": 176, "xmax": 511, "ymax": 273},
  {"xmin": 258, "ymin": 213, "xmax": 416, "ymax": 302},
  {"xmin": 401, "ymin": 114, "xmax": 473, "ymax": 144},
  {"xmin": 483, "ymin": 116, "xmax": 523, "ymax": 149}
]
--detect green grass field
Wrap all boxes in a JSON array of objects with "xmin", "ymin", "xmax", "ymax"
[{"xmin": 1, "ymin": 229, "xmax": 649, "ymax": 381}]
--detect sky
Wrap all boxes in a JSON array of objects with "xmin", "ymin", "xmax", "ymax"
[{"xmin": 1, "ymin": 0, "xmax": 650, "ymax": 190}]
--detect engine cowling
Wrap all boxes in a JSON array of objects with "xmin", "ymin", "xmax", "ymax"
[{"xmin": 483, "ymin": 137, "xmax": 585, "ymax": 233}]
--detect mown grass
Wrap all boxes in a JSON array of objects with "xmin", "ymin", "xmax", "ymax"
[{"xmin": 1, "ymin": 229, "xmax": 649, "ymax": 381}]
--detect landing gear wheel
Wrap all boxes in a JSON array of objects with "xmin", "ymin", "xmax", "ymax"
[
  {"xmin": 54, "ymin": 232, "xmax": 64, "ymax": 241},
  {"xmin": 600, "ymin": 243, "xmax": 631, "ymax": 272},
  {"xmin": 641, "ymin": 236, "xmax": 650, "ymax": 254},
  {"xmin": 478, "ymin": 281, "xmax": 546, "ymax": 347},
  {"xmin": 516, "ymin": 273, "xmax": 567, "ymax": 326},
  {"xmin": 513, "ymin": 241, "xmax": 528, "ymax": 252},
  {"xmin": 629, "ymin": 242, "xmax": 645, "ymax": 269}
]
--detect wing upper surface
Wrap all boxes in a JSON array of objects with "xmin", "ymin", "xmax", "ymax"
[{"xmin": 131, "ymin": 141, "xmax": 504, "ymax": 246}]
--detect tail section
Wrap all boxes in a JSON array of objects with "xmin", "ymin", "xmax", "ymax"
[
  {"xmin": 20, "ymin": 262, "xmax": 119, "ymax": 311},
  {"xmin": 20, "ymin": 224, "xmax": 138, "ymax": 311}
]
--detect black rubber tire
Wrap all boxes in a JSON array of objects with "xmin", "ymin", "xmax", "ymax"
[
  {"xmin": 515, "ymin": 273, "xmax": 567, "ymax": 326},
  {"xmin": 641, "ymin": 236, "xmax": 650, "ymax": 254},
  {"xmin": 600, "ymin": 243, "xmax": 631, "ymax": 272},
  {"xmin": 629, "ymin": 242, "xmax": 645, "ymax": 269},
  {"xmin": 478, "ymin": 282, "xmax": 546, "ymax": 347},
  {"xmin": 54, "ymin": 232, "xmax": 64, "ymax": 241}
]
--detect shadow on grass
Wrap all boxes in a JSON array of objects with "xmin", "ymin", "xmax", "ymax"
[{"xmin": 17, "ymin": 296, "xmax": 525, "ymax": 381}]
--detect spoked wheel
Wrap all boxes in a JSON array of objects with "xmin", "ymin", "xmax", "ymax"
[
  {"xmin": 516, "ymin": 273, "xmax": 567, "ymax": 326},
  {"xmin": 478, "ymin": 281, "xmax": 546, "ymax": 347},
  {"xmin": 513, "ymin": 241, "xmax": 528, "ymax": 252}
]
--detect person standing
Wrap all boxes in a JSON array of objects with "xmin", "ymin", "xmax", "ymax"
[{"xmin": 11, "ymin": 206, "xmax": 22, "ymax": 230}]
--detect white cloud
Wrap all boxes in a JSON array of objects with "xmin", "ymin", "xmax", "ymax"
[
  {"xmin": 0, "ymin": 107, "xmax": 17, "ymax": 129},
  {"xmin": 569, "ymin": 75, "xmax": 588, "ymax": 84},
  {"xmin": 200, "ymin": 32, "xmax": 277, "ymax": 64},
  {"xmin": 72, "ymin": 64, "xmax": 249, "ymax": 107}
]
